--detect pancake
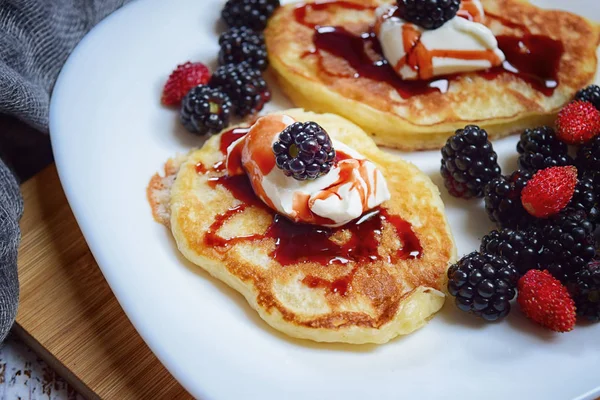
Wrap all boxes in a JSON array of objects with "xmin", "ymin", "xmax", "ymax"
[
  {"xmin": 148, "ymin": 109, "xmax": 456, "ymax": 344},
  {"xmin": 265, "ymin": 0, "xmax": 600, "ymax": 150}
]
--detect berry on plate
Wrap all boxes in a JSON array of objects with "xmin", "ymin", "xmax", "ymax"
[
  {"xmin": 577, "ymin": 135, "xmax": 600, "ymax": 173},
  {"xmin": 209, "ymin": 62, "xmax": 271, "ymax": 117},
  {"xmin": 484, "ymin": 170, "xmax": 533, "ymax": 229},
  {"xmin": 575, "ymin": 84, "xmax": 600, "ymax": 111},
  {"xmin": 521, "ymin": 166, "xmax": 577, "ymax": 218},
  {"xmin": 161, "ymin": 62, "xmax": 210, "ymax": 107},
  {"xmin": 517, "ymin": 270, "xmax": 576, "ymax": 332},
  {"xmin": 568, "ymin": 260, "xmax": 600, "ymax": 322},
  {"xmin": 516, "ymin": 126, "xmax": 573, "ymax": 172},
  {"xmin": 538, "ymin": 210, "xmax": 596, "ymax": 282},
  {"xmin": 556, "ymin": 100, "xmax": 600, "ymax": 144},
  {"xmin": 180, "ymin": 85, "xmax": 232, "ymax": 135},
  {"xmin": 481, "ymin": 228, "xmax": 542, "ymax": 277},
  {"xmin": 273, "ymin": 121, "xmax": 335, "ymax": 181},
  {"xmin": 396, "ymin": 0, "xmax": 461, "ymax": 29},
  {"xmin": 441, "ymin": 125, "xmax": 501, "ymax": 199},
  {"xmin": 447, "ymin": 252, "xmax": 519, "ymax": 322},
  {"xmin": 221, "ymin": 0, "xmax": 280, "ymax": 31},
  {"xmin": 218, "ymin": 27, "xmax": 268, "ymax": 71},
  {"xmin": 569, "ymin": 174, "xmax": 599, "ymax": 224}
]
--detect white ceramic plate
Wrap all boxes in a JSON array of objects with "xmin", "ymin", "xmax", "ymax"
[{"xmin": 50, "ymin": 1, "xmax": 600, "ymax": 398}]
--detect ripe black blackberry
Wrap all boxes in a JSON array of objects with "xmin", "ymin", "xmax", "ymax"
[
  {"xmin": 569, "ymin": 175, "xmax": 599, "ymax": 224},
  {"xmin": 221, "ymin": 0, "xmax": 280, "ymax": 31},
  {"xmin": 447, "ymin": 252, "xmax": 519, "ymax": 321},
  {"xmin": 180, "ymin": 85, "xmax": 232, "ymax": 135},
  {"xmin": 440, "ymin": 125, "xmax": 501, "ymax": 199},
  {"xmin": 575, "ymin": 84, "xmax": 600, "ymax": 111},
  {"xmin": 273, "ymin": 122, "xmax": 335, "ymax": 180},
  {"xmin": 396, "ymin": 0, "xmax": 460, "ymax": 29},
  {"xmin": 483, "ymin": 170, "xmax": 533, "ymax": 229},
  {"xmin": 516, "ymin": 126, "xmax": 573, "ymax": 172},
  {"xmin": 577, "ymin": 135, "xmax": 600, "ymax": 174},
  {"xmin": 568, "ymin": 260, "xmax": 600, "ymax": 322},
  {"xmin": 538, "ymin": 210, "xmax": 596, "ymax": 282},
  {"xmin": 481, "ymin": 228, "xmax": 542, "ymax": 276},
  {"xmin": 209, "ymin": 62, "xmax": 271, "ymax": 117},
  {"xmin": 218, "ymin": 27, "xmax": 268, "ymax": 71}
]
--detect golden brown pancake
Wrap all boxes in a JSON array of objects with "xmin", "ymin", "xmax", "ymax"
[
  {"xmin": 149, "ymin": 109, "xmax": 456, "ymax": 344},
  {"xmin": 265, "ymin": 0, "xmax": 600, "ymax": 150}
]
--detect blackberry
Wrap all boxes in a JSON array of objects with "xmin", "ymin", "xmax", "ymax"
[
  {"xmin": 538, "ymin": 210, "xmax": 596, "ymax": 282},
  {"xmin": 516, "ymin": 126, "xmax": 573, "ymax": 172},
  {"xmin": 447, "ymin": 252, "xmax": 519, "ymax": 321},
  {"xmin": 481, "ymin": 228, "xmax": 542, "ymax": 276},
  {"xmin": 218, "ymin": 27, "xmax": 268, "ymax": 71},
  {"xmin": 273, "ymin": 122, "xmax": 335, "ymax": 180},
  {"xmin": 576, "ymin": 135, "xmax": 600, "ymax": 174},
  {"xmin": 180, "ymin": 85, "xmax": 232, "ymax": 135},
  {"xmin": 221, "ymin": 0, "xmax": 280, "ymax": 31},
  {"xmin": 396, "ymin": 0, "xmax": 460, "ymax": 29},
  {"xmin": 568, "ymin": 260, "xmax": 600, "ymax": 322},
  {"xmin": 569, "ymin": 175, "xmax": 599, "ymax": 224},
  {"xmin": 440, "ymin": 125, "xmax": 501, "ymax": 199},
  {"xmin": 209, "ymin": 62, "xmax": 271, "ymax": 117},
  {"xmin": 483, "ymin": 170, "xmax": 533, "ymax": 229},
  {"xmin": 575, "ymin": 84, "xmax": 600, "ymax": 111}
]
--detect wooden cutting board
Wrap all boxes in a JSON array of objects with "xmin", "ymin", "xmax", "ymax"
[{"xmin": 14, "ymin": 165, "xmax": 191, "ymax": 400}]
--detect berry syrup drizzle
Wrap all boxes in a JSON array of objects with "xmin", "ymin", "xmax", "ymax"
[
  {"xmin": 195, "ymin": 127, "xmax": 423, "ymax": 295},
  {"xmin": 293, "ymin": 1, "xmax": 564, "ymax": 97}
]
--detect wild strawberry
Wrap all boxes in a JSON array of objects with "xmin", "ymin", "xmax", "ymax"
[
  {"xmin": 521, "ymin": 166, "xmax": 577, "ymax": 218},
  {"xmin": 556, "ymin": 100, "xmax": 600, "ymax": 144},
  {"xmin": 161, "ymin": 62, "xmax": 210, "ymax": 106},
  {"xmin": 517, "ymin": 270, "xmax": 576, "ymax": 332}
]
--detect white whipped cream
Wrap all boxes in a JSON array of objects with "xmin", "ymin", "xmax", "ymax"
[
  {"xmin": 261, "ymin": 140, "xmax": 390, "ymax": 227},
  {"xmin": 225, "ymin": 115, "xmax": 391, "ymax": 227},
  {"xmin": 375, "ymin": 1, "xmax": 505, "ymax": 80}
]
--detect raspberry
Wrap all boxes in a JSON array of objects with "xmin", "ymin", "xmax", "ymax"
[
  {"xmin": 447, "ymin": 252, "xmax": 518, "ymax": 322},
  {"xmin": 221, "ymin": 0, "xmax": 280, "ymax": 31},
  {"xmin": 161, "ymin": 62, "xmax": 210, "ymax": 107},
  {"xmin": 273, "ymin": 122, "xmax": 336, "ymax": 180},
  {"xmin": 521, "ymin": 166, "xmax": 578, "ymax": 218},
  {"xmin": 516, "ymin": 126, "xmax": 573, "ymax": 172},
  {"xmin": 209, "ymin": 62, "xmax": 271, "ymax": 117},
  {"xmin": 180, "ymin": 85, "xmax": 232, "ymax": 135},
  {"xmin": 575, "ymin": 84, "xmax": 600, "ymax": 111},
  {"xmin": 396, "ymin": 0, "xmax": 461, "ymax": 29},
  {"xmin": 556, "ymin": 100, "xmax": 600, "ymax": 144},
  {"xmin": 218, "ymin": 27, "xmax": 268, "ymax": 71},
  {"xmin": 483, "ymin": 170, "xmax": 533, "ymax": 229},
  {"xmin": 440, "ymin": 125, "xmax": 501, "ymax": 199},
  {"xmin": 517, "ymin": 270, "xmax": 576, "ymax": 332}
]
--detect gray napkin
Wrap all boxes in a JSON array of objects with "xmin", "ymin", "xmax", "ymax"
[{"xmin": 0, "ymin": 0, "xmax": 130, "ymax": 342}]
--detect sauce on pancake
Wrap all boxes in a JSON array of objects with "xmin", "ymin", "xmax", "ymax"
[
  {"xmin": 293, "ymin": 0, "xmax": 565, "ymax": 97},
  {"xmin": 196, "ymin": 127, "xmax": 423, "ymax": 295},
  {"xmin": 481, "ymin": 35, "xmax": 564, "ymax": 96}
]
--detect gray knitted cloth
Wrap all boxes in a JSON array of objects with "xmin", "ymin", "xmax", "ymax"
[{"xmin": 0, "ymin": 0, "xmax": 130, "ymax": 342}]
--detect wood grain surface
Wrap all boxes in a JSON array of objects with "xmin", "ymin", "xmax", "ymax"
[{"xmin": 14, "ymin": 165, "xmax": 191, "ymax": 399}]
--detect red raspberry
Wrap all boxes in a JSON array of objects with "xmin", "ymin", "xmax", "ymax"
[
  {"xmin": 161, "ymin": 62, "xmax": 210, "ymax": 107},
  {"xmin": 517, "ymin": 270, "xmax": 576, "ymax": 332},
  {"xmin": 521, "ymin": 166, "xmax": 577, "ymax": 218},
  {"xmin": 556, "ymin": 100, "xmax": 600, "ymax": 144}
]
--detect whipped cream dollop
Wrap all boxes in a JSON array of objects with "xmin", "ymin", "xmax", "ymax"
[
  {"xmin": 374, "ymin": 0, "xmax": 505, "ymax": 80},
  {"xmin": 225, "ymin": 115, "xmax": 391, "ymax": 227}
]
